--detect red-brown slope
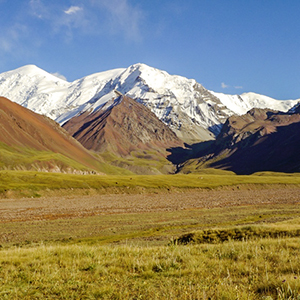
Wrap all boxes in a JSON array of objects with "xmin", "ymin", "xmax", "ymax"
[
  {"xmin": 0, "ymin": 97, "xmax": 101, "ymax": 170},
  {"xmin": 63, "ymin": 95, "xmax": 184, "ymax": 157}
]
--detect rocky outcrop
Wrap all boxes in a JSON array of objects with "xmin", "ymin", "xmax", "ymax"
[{"xmin": 63, "ymin": 95, "xmax": 184, "ymax": 157}]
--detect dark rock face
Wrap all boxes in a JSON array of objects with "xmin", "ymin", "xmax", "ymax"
[
  {"xmin": 211, "ymin": 121, "xmax": 300, "ymax": 174},
  {"xmin": 63, "ymin": 95, "xmax": 184, "ymax": 157},
  {"xmin": 210, "ymin": 108, "xmax": 300, "ymax": 174},
  {"xmin": 173, "ymin": 107, "xmax": 300, "ymax": 174}
]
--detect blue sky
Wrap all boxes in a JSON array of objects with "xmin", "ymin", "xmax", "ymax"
[{"xmin": 0, "ymin": 0, "xmax": 299, "ymax": 99}]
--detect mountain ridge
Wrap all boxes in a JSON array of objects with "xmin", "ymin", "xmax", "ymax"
[
  {"xmin": 176, "ymin": 107, "xmax": 300, "ymax": 174},
  {"xmin": 63, "ymin": 94, "xmax": 184, "ymax": 174},
  {"xmin": 1, "ymin": 63, "xmax": 299, "ymax": 144}
]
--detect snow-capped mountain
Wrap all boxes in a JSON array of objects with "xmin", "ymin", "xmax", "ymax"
[{"xmin": 0, "ymin": 63, "xmax": 299, "ymax": 143}]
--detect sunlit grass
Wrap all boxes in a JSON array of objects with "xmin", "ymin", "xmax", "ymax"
[
  {"xmin": 1, "ymin": 170, "xmax": 300, "ymax": 197},
  {"xmin": 1, "ymin": 169, "xmax": 300, "ymax": 298},
  {"xmin": 0, "ymin": 237, "xmax": 299, "ymax": 299},
  {"xmin": 98, "ymin": 150, "xmax": 176, "ymax": 174},
  {"xmin": 0, "ymin": 144, "xmax": 89, "ymax": 171},
  {"xmin": 0, "ymin": 142, "xmax": 133, "ymax": 175}
]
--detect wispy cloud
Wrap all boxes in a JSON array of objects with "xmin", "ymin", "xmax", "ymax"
[
  {"xmin": 29, "ymin": 0, "xmax": 48, "ymax": 19},
  {"xmin": 93, "ymin": 0, "xmax": 144, "ymax": 41},
  {"xmin": 28, "ymin": 0, "xmax": 144, "ymax": 42},
  {"xmin": 221, "ymin": 82, "xmax": 244, "ymax": 90},
  {"xmin": 51, "ymin": 72, "xmax": 67, "ymax": 81},
  {"xmin": 221, "ymin": 82, "xmax": 229, "ymax": 89},
  {"xmin": 0, "ymin": 0, "xmax": 144, "ymax": 68},
  {"xmin": 28, "ymin": 1, "xmax": 89, "ymax": 41},
  {"xmin": 0, "ymin": 23, "xmax": 28, "ymax": 53},
  {"xmin": 64, "ymin": 6, "xmax": 83, "ymax": 15}
]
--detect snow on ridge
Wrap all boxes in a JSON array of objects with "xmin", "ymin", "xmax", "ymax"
[
  {"xmin": 211, "ymin": 91, "xmax": 300, "ymax": 116},
  {"xmin": 1, "ymin": 63, "xmax": 300, "ymax": 142}
]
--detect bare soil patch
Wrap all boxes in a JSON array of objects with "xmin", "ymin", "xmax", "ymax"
[{"xmin": 1, "ymin": 187, "xmax": 299, "ymax": 223}]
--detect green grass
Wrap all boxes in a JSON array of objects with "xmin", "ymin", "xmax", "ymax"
[
  {"xmin": 1, "ymin": 168, "xmax": 300, "ymax": 299},
  {"xmin": 98, "ymin": 150, "xmax": 176, "ymax": 174},
  {"xmin": 0, "ymin": 143, "xmax": 88, "ymax": 171},
  {"xmin": 1, "ymin": 170, "xmax": 300, "ymax": 298},
  {"xmin": 0, "ymin": 142, "xmax": 134, "ymax": 175},
  {"xmin": 1, "ymin": 170, "xmax": 300, "ymax": 197},
  {"xmin": 173, "ymin": 224, "xmax": 300, "ymax": 245},
  {"xmin": 178, "ymin": 151, "xmax": 232, "ymax": 174}
]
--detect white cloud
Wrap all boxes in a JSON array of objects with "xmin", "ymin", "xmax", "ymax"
[
  {"xmin": 29, "ymin": 1, "xmax": 89, "ymax": 41},
  {"xmin": 29, "ymin": 0, "xmax": 47, "ymax": 19},
  {"xmin": 221, "ymin": 82, "xmax": 229, "ymax": 89},
  {"xmin": 51, "ymin": 72, "xmax": 67, "ymax": 81},
  {"xmin": 64, "ymin": 6, "xmax": 83, "ymax": 15},
  {"xmin": 27, "ymin": 0, "xmax": 144, "ymax": 42}
]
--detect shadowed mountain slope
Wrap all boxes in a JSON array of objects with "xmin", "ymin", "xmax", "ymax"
[
  {"xmin": 175, "ymin": 108, "xmax": 300, "ymax": 174},
  {"xmin": 210, "ymin": 108, "xmax": 300, "ymax": 174},
  {"xmin": 210, "ymin": 125, "xmax": 300, "ymax": 174}
]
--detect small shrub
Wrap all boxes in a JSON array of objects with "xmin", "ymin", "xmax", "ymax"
[{"xmin": 172, "ymin": 226, "xmax": 300, "ymax": 245}]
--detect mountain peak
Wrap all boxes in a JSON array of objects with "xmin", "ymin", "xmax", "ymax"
[
  {"xmin": 7, "ymin": 64, "xmax": 47, "ymax": 76},
  {"xmin": 1, "ymin": 63, "xmax": 299, "ymax": 144},
  {"xmin": 2, "ymin": 64, "xmax": 68, "ymax": 85}
]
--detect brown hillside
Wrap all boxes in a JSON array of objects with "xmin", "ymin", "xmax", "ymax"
[
  {"xmin": 63, "ymin": 95, "xmax": 184, "ymax": 157},
  {"xmin": 210, "ymin": 108, "xmax": 300, "ymax": 174},
  {"xmin": 0, "ymin": 97, "xmax": 101, "ymax": 170}
]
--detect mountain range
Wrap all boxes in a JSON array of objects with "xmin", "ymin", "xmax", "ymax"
[
  {"xmin": 1, "ymin": 63, "xmax": 299, "ymax": 143},
  {"xmin": 0, "ymin": 63, "xmax": 300, "ymax": 174}
]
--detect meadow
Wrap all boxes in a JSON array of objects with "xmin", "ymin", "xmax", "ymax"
[
  {"xmin": 1, "ymin": 169, "xmax": 300, "ymax": 197},
  {"xmin": 1, "ymin": 236, "xmax": 300, "ymax": 299},
  {"xmin": 1, "ymin": 171, "xmax": 300, "ymax": 299}
]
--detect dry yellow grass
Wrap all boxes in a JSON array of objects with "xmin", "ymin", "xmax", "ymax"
[{"xmin": 0, "ymin": 237, "xmax": 300, "ymax": 299}]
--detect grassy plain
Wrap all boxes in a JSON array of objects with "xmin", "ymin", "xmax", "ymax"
[
  {"xmin": 1, "ymin": 171, "xmax": 300, "ymax": 299},
  {"xmin": 1, "ymin": 169, "xmax": 300, "ymax": 197},
  {"xmin": 0, "ymin": 143, "xmax": 134, "ymax": 175}
]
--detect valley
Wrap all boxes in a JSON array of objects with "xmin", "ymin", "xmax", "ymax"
[
  {"xmin": 1, "ymin": 63, "xmax": 300, "ymax": 299},
  {"xmin": 1, "ymin": 170, "xmax": 300, "ymax": 248},
  {"xmin": 0, "ymin": 173, "xmax": 300, "ymax": 299},
  {"xmin": 1, "ymin": 183, "xmax": 300, "ymax": 246}
]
